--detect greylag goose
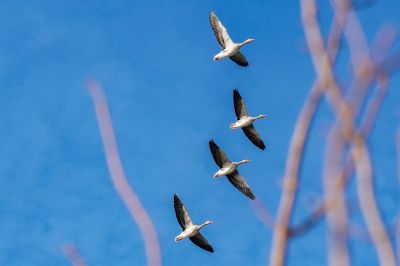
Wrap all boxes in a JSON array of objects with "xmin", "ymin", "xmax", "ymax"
[
  {"xmin": 173, "ymin": 194, "xmax": 214, "ymax": 253},
  {"xmin": 230, "ymin": 89, "xmax": 267, "ymax": 150},
  {"xmin": 209, "ymin": 140, "xmax": 256, "ymax": 200},
  {"xmin": 209, "ymin": 11, "xmax": 254, "ymax": 67}
]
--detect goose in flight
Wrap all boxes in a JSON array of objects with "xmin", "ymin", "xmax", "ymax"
[
  {"xmin": 209, "ymin": 11, "xmax": 254, "ymax": 67},
  {"xmin": 209, "ymin": 140, "xmax": 256, "ymax": 200},
  {"xmin": 230, "ymin": 89, "xmax": 267, "ymax": 150},
  {"xmin": 174, "ymin": 194, "xmax": 214, "ymax": 253}
]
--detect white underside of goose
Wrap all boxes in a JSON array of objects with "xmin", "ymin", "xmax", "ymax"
[
  {"xmin": 173, "ymin": 194, "xmax": 214, "ymax": 252},
  {"xmin": 213, "ymin": 160, "xmax": 250, "ymax": 178},
  {"xmin": 231, "ymin": 89, "xmax": 267, "ymax": 150},
  {"xmin": 175, "ymin": 225, "xmax": 201, "ymax": 241},
  {"xmin": 213, "ymin": 164, "xmax": 237, "ymax": 178},
  {"xmin": 213, "ymin": 45, "xmax": 240, "ymax": 61},
  {"xmin": 230, "ymin": 116, "xmax": 256, "ymax": 129}
]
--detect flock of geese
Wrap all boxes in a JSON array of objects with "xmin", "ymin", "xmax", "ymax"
[{"xmin": 174, "ymin": 11, "xmax": 266, "ymax": 253}]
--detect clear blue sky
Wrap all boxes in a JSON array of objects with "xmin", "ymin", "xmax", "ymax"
[{"xmin": 0, "ymin": 1, "xmax": 399, "ymax": 265}]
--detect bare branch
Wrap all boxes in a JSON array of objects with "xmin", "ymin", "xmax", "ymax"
[
  {"xmin": 250, "ymin": 199, "xmax": 275, "ymax": 230},
  {"xmin": 299, "ymin": 0, "xmax": 396, "ymax": 265},
  {"xmin": 87, "ymin": 81, "xmax": 162, "ymax": 266},
  {"xmin": 63, "ymin": 243, "xmax": 87, "ymax": 266},
  {"xmin": 289, "ymin": 74, "xmax": 389, "ymax": 236},
  {"xmin": 268, "ymin": 12, "xmax": 346, "ymax": 266}
]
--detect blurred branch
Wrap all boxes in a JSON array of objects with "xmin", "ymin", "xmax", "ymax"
[
  {"xmin": 397, "ymin": 128, "xmax": 400, "ymax": 264},
  {"xmin": 397, "ymin": 128, "xmax": 400, "ymax": 187},
  {"xmin": 300, "ymin": 0, "xmax": 396, "ymax": 265},
  {"xmin": 63, "ymin": 243, "xmax": 87, "ymax": 266},
  {"xmin": 250, "ymin": 199, "xmax": 275, "ymax": 230},
  {"xmin": 268, "ymin": 13, "xmax": 346, "ymax": 266},
  {"xmin": 287, "ymin": 23, "xmax": 395, "ymax": 237},
  {"xmin": 289, "ymin": 74, "xmax": 389, "ymax": 236},
  {"xmin": 87, "ymin": 81, "xmax": 162, "ymax": 266}
]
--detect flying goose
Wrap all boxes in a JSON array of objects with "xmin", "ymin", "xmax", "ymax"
[
  {"xmin": 209, "ymin": 11, "xmax": 254, "ymax": 67},
  {"xmin": 174, "ymin": 194, "xmax": 214, "ymax": 253},
  {"xmin": 209, "ymin": 140, "xmax": 256, "ymax": 200},
  {"xmin": 230, "ymin": 89, "xmax": 267, "ymax": 150}
]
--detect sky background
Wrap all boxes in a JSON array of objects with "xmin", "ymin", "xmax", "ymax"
[{"xmin": 0, "ymin": 0, "xmax": 399, "ymax": 265}]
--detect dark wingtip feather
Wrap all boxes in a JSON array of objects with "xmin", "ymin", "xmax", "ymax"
[
  {"xmin": 259, "ymin": 143, "xmax": 266, "ymax": 150},
  {"xmin": 248, "ymin": 193, "xmax": 256, "ymax": 200},
  {"xmin": 174, "ymin": 193, "xmax": 181, "ymax": 203},
  {"xmin": 209, "ymin": 139, "xmax": 216, "ymax": 147}
]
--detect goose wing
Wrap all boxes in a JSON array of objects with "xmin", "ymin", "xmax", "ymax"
[
  {"xmin": 209, "ymin": 12, "xmax": 233, "ymax": 49},
  {"xmin": 229, "ymin": 52, "xmax": 249, "ymax": 67},
  {"xmin": 226, "ymin": 171, "xmax": 256, "ymax": 200},
  {"xmin": 174, "ymin": 194, "xmax": 193, "ymax": 230},
  {"xmin": 233, "ymin": 89, "xmax": 248, "ymax": 119},
  {"xmin": 209, "ymin": 140, "xmax": 231, "ymax": 168},
  {"xmin": 243, "ymin": 125, "xmax": 265, "ymax": 150},
  {"xmin": 190, "ymin": 233, "xmax": 214, "ymax": 253}
]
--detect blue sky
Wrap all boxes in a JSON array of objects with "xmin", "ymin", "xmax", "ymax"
[{"xmin": 0, "ymin": 0, "xmax": 399, "ymax": 265}]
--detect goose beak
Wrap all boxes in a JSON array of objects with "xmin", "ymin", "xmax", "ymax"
[
  {"xmin": 213, "ymin": 56, "xmax": 219, "ymax": 61},
  {"xmin": 175, "ymin": 237, "xmax": 182, "ymax": 242}
]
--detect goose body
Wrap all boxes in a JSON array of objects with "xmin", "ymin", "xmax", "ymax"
[
  {"xmin": 213, "ymin": 160, "xmax": 250, "ymax": 178},
  {"xmin": 209, "ymin": 11, "xmax": 254, "ymax": 67},
  {"xmin": 175, "ymin": 223, "xmax": 212, "ymax": 241},
  {"xmin": 173, "ymin": 194, "xmax": 214, "ymax": 253},
  {"xmin": 209, "ymin": 140, "xmax": 256, "ymax": 200},
  {"xmin": 231, "ymin": 89, "xmax": 267, "ymax": 150},
  {"xmin": 230, "ymin": 116, "xmax": 263, "ymax": 129}
]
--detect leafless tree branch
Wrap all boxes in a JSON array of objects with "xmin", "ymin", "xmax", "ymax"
[
  {"xmin": 63, "ymin": 243, "xmax": 87, "ymax": 266},
  {"xmin": 268, "ymin": 13, "xmax": 346, "ymax": 266},
  {"xmin": 87, "ymin": 81, "xmax": 162, "ymax": 266},
  {"xmin": 299, "ymin": 1, "xmax": 396, "ymax": 265}
]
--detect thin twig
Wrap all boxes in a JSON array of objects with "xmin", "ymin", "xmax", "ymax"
[
  {"xmin": 87, "ymin": 81, "xmax": 162, "ymax": 266},
  {"xmin": 250, "ymin": 199, "xmax": 275, "ymax": 230},
  {"xmin": 63, "ymin": 243, "xmax": 87, "ymax": 266}
]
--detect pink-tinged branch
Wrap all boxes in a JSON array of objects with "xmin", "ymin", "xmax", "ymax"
[
  {"xmin": 396, "ymin": 216, "xmax": 400, "ymax": 264},
  {"xmin": 396, "ymin": 128, "xmax": 400, "ymax": 264},
  {"xmin": 86, "ymin": 81, "xmax": 162, "ymax": 266},
  {"xmin": 250, "ymin": 199, "xmax": 275, "ymax": 230},
  {"xmin": 268, "ymin": 11, "xmax": 345, "ymax": 265},
  {"xmin": 268, "ymin": 12, "xmax": 345, "ymax": 266},
  {"xmin": 300, "ymin": 0, "xmax": 396, "ymax": 265},
  {"xmin": 397, "ymin": 128, "xmax": 400, "ymax": 187},
  {"xmin": 289, "ymin": 75, "xmax": 390, "ymax": 236},
  {"xmin": 63, "ymin": 243, "xmax": 87, "ymax": 266}
]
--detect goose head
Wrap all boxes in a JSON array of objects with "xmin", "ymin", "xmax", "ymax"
[
  {"xmin": 204, "ymin": 220, "xmax": 213, "ymax": 226},
  {"xmin": 236, "ymin": 159, "xmax": 251, "ymax": 165},
  {"xmin": 200, "ymin": 220, "xmax": 213, "ymax": 228},
  {"xmin": 245, "ymin": 38, "xmax": 255, "ymax": 43},
  {"xmin": 240, "ymin": 38, "xmax": 255, "ymax": 46},
  {"xmin": 213, "ymin": 55, "xmax": 221, "ymax": 61},
  {"xmin": 257, "ymin": 114, "xmax": 267, "ymax": 119}
]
